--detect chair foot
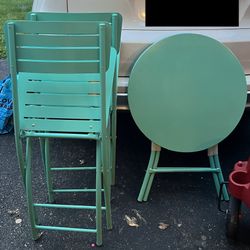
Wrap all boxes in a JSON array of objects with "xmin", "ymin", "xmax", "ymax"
[
  {"xmin": 32, "ymin": 230, "xmax": 43, "ymax": 241},
  {"xmin": 96, "ymin": 233, "xmax": 103, "ymax": 247},
  {"xmin": 106, "ymin": 215, "xmax": 112, "ymax": 230},
  {"xmin": 96, "ymin": 242, "xmax": 103, "ymax": 247},
  {"xmin": 107, "ymin": 220, "xmax": 113, "ymax": 230}
]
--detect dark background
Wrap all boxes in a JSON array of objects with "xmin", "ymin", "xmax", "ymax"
[{"xmin": 146, "ymin": 0, "xmax": 239, "ymax": 26}]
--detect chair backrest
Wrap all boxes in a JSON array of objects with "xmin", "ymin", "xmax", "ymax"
[
  {"xmin": 5, "ymin": 20, "xmax": 112, "ymax": 135},
  {"xmin": 26, "ymin": 12, "xmax": 122, "ymax": 54}
]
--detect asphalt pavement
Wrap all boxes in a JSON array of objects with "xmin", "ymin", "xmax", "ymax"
[{"xmin": 1, "ymin": 59, "xmax": 250, "ymax": 250}]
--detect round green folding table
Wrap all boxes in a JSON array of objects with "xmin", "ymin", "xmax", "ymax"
[{"xmin": 128, "ymin": 34, "xmax": 247, "ymax": 202}]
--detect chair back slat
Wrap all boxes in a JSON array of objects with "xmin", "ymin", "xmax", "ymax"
[
  {"xmin": 19, "ymin": 92, "xmax": 100, "ymax": 107},
  {"xmin": 16, "ymin": 34, "xmax": 99, "ymax": 47},
  {"xmin": 26, "ymin": 12, "xmax": 122, "ymax": 52},
  {"xmin": 13, "ymin": 21, "xmax": 102, "ymax": 34},
  {"xmin": 17, "ymin": 61, "xmax": 100, "ymax": 74},
  {"xmin": 21, "ymin": 79, "xmax": 101, "ymax": 95},
  {"xmin": 23, "ymin": 106, "xmax": 101, "ymax": 120},
  {"xmin": 17, "ymin": 47, "xmax": 100, "ymax": 61}
]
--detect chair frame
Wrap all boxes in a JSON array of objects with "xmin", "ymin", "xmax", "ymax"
[{"xmin": 5, "ymin": 19, "xmax": 120, "ymax": 246}]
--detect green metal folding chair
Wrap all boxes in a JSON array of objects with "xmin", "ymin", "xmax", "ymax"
[
  {"xmin": 128, "ymin": 34, "xmax": 247, "ymax": 203},
  {"xmin": 5, "ymin": 19, "xmax": 118, "ymax": 246},
  {"xmin": 25, "ymin": 12, "xmax": 122, "ymax": 185}
]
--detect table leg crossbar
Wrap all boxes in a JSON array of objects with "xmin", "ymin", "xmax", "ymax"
[{"xmin": 138, "ymin": 142, "xmax": 229, "ymax": 202}]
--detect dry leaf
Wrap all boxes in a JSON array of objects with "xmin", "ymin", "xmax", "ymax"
[
  {"xmin": 7, "ymin": 209, "xmax": 20, "ymax": 217},
  {"xmin": 158, "ymin": 222, "xmax": 170, "ymax": 230},
  {"xmin": 124, "ymin": 215, "xmax": 139, "ymax": 228}
]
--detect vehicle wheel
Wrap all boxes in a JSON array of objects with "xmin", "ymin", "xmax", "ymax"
[{"xmin": 226, "ymin": 196, "xmax": 241, "ymax": 239}]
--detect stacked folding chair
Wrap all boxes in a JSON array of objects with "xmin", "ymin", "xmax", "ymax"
[{"xmin": 4, "ymin": 13, "xmax": 122, "ymax": 246}]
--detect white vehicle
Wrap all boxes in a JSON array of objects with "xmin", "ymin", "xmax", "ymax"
[{"xmin": 32, "ymin": 0, "xmax": 250, "ymax": 109}]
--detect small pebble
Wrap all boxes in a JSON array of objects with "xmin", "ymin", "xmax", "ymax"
[
  {"xmin": 15, "ymin": 218, "xmax": 22, "ymax": 224},
  {"xmin": 201, "ymin": 235, "xmax": 207, "ymax": 241}
]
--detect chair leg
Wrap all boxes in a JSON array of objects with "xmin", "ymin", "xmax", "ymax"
[
  {"xmin": 107, "ymin": 121, "xmax": 113, "ymax": 187},
  {"xmin": 102, "ymin": 160, "xmax": 112, "ymax": 230},
  {"xmin": 111, "ymin": 108, "xmax": 117, "ymax": 186},
  {"xmin": 101, "ymin": 137, "xmax": 112, "ymax": 230},
  {"xmin": 111, "ymin": 62, "xmax": 118, "ymax": 186},
  {"xmin": 103, "ymin": 179, "xmax": 112, "ymax": 230},
  {"xmin": 40, "ymin": 138, "xmax": 54, "ymax": 202},
  {"xmin": 44, "ymin": 138, "xmax": 54, "ymax": 203},
  {"xmin": 15, "ymin": 134, "xmax": 26, "ymax": 186},
  {"xmin": 96, "ymin": 141, "xmax": 103, "ymax": 246},
  {"xmin": 25, "ymin": 138, "xmax": 40, "ymax": 240},
  {"xmin": 39, "ymin": 138, "xmax": 45, "ymax": 167}
]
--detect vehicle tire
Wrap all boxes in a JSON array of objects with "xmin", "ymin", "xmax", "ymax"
[{"xmin": 226, "ymin": 196, "xmax": 241, "ymax": 239}]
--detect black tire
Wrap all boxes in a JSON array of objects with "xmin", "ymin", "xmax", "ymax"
[{"xmin": 226, "ymin": 196, "xmax": 241, "ymax": 239}]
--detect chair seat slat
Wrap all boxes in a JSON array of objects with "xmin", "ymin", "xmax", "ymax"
[
  {"xmin": 16, "ymin": 33, "xmax": 99, "ymax": 47},
  {"xmin": 17, "ymin": 47, "xmax": 100, "ymax": 61},
  {"xmin": 21, "ymin": 118, "xmax": 101, "ymax": 133},
  {"xmin": 23, "ymin": 106, "xmax": 101, "ymax": 120},
  {"xmin": 18, "ymin": 72, "xmax": 101, "ymax": 82},
  {"xmin": 17, "ymin": 61, "xmax": 100, "ymax": 74},
  {"xmin": 20, "ymin": 93, "xmax": 100, "ymax": 107},
  {"xmin": 23, "ymin": 81, "xmax": 101, "ymax": 95},
  {"xmin": 14, "ymin": 21, "xmax": 101, "ymax": 34}
]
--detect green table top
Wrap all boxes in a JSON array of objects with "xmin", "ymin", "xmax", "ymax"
[{"xmin": 128, "ymin": 34, "xmax": 247, "ymax": 152}]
